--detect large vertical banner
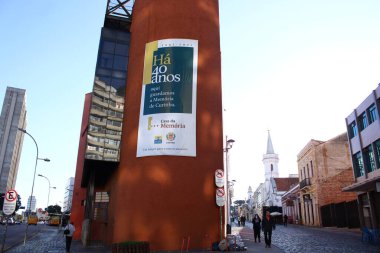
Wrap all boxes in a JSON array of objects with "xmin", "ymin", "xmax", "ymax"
[{"xmin": 137, "ymin": 39, "xmax": 198, "ymax": 157}]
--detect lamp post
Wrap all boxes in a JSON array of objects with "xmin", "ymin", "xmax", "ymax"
[
  {"xmin": 17, "ymin": 128, "xmax": 50, "ymax": 245},
  {"xmin": 38, "ymin": 174, "xmax": 56, "ymax": 208},
  {"xmin": 224, "ymin": 137, "xmax": 235, "ymax": 233}
]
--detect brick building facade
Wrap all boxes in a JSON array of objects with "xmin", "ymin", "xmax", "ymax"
[{"xmin": 297, "ymin": 133, "xmax": 358, "ymax": 227}]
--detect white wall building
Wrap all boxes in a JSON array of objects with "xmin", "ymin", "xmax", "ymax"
[
  {"xmin": 26, "ymin": 195, "xmax": 36, "ymax": 211},
  {"xmin": 0, "ymin": 87, "xmax": 27, "ymax": 193}
]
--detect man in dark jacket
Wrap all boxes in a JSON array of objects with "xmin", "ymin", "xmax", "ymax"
[{"xmin": 261, "ymin": 211, "xmax": 275, "ymax": 248}]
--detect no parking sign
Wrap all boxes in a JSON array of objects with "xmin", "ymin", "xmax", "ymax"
[
  {"xmin": 215, "ymin": 169, "xmax": 224, "ymax": 187},
  {"xmin": 3, "ymin": 189, "xmax": 17, "ymax": 215},
  {"xmin": 216, "ymin": 188, "xmax": 225, "ymax": 206}
]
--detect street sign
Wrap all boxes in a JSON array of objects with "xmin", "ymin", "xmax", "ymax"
[
  {"xmin": 216, "ymin": 187, "xmax": 225, "ymax": 206},
  {"xmin": 215, "ymin": 169, "xmax": 224, "ymax": 187},
  {"xmin": 3, "ymin": 189, "xmax": 17, "ymax": 215}
]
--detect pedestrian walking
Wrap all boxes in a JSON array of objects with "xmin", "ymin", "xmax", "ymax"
[
  {"xmin": 283, "ymin": 214, "xmax": 288, "ymax": 227},
  {"xmin": 252, "ymin": 214, "xmax": 262, "ymax": 243},
  {"xmin": 238, "ymin": 216, "xmax": 241, "ymax": 226},
  {"xmin": 64, "ymin": 221, "xmax": 76, "ymax": 252},
  {"xmin": 241, "ymin": 215, "xmax": 246, "ymax": 226},
  {"xmin": 262, "ymin": 211, "xmax": 275, "ymax": 248}
]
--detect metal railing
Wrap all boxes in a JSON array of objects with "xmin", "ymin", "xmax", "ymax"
[{"xmin": 300, "ymin": 178, "xmax": 311, "ymax": 189}]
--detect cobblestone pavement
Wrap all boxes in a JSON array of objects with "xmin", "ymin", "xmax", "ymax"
[
  {"xmin": 232, "ymin": 224, "xmax": 284, "ymax": 253},
  {"xmin": 6, "ymin": 228, "xmax": 66, "ymax": 253},
  {"xmin": 262, "ymin": 223, "xmax": 380, "ymax": 253},
  {"xmin": 6, "ymin": 222, "xmax": 380, "ymax": 253},
  {"xmin": 5, "ymin": 226, "xmax": 111, "ymax": 253}
]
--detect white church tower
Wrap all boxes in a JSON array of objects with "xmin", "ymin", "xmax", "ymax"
[
  {"xmin": 247, "ymin": 186, "xmax": 253, "ymax": 200},
  {"xmin": 263, "ymin": 130, "xmax": 279, "ymax": 180}
]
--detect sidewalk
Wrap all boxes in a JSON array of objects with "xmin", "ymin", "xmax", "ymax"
[
  {"xmin": 6, "ymin": 223, "xmax": 283, "ymax": 253},
  {"xmin": 231, "ymin": 222, "xmax": 284, "ymax": 253},
  {"xmin": 6, "ymin": 228, "xmax": 111, "ymax": 253}
]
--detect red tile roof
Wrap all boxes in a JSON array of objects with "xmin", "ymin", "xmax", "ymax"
[{"xmin": 273, "ymin": 177, "xmax": 299, "ymax": 191}]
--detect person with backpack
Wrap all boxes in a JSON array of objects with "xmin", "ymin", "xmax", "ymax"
[{"xmin": 63, "ymin": 221, "xmax": 76, "ymax": 252}]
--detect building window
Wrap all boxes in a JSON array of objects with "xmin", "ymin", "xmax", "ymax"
[
  {"xmin": 363, "ymin": 145, "xmax": 376, "ymax": 173},
  {"xmin": 310, "ymin": 161, "xmax": 313, "ymax": 177},
  {"xmin": 99, "ymin": 53, "xmax": 114, "ymax": 69},
  {"xmin": 348, "ymin": 121, "xmax": 358, "ymax": 139},
  {"xmin": 375, "ymin": 140, "xmax": 380, "ymax": 169},
  {"xmin": 102, "ymin": 40, "xmax": 115, "ymax": 54},
  {"xmin": 358, "ymin": 112, "xmax": 368, "ymax": 131},
  {"xmin": 353, "ymin": 152, "xmax": 364, "ymax": 177},
  {"xmin": 368, "ymin": 104, "xmax": 378, "ymax": 124},
  {"xmin": 93, "ymin": 192, "xmax": 109, "ymax": 221}
]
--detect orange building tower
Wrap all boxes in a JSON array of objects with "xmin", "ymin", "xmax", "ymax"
[{"xmin": 71, "ymin": 0, "xmax": 224, "ymax": 251}]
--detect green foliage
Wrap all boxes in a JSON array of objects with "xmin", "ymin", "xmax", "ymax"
[
  {"xmin": 46, "ymin": 205, "xmax": 62, "ymax": 214},
  {"xmin": 233, "ymin": 200, "xmax": 246, "ymax": 206}
]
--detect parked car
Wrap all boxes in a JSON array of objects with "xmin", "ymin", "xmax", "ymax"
[{"xmin": 1, "ymin": 218, "xmax": 15, "ymax": 225}]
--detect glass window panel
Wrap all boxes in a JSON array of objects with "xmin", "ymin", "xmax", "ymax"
[
  {"xmin": 112, "ymin": 71, "xmax": 126, "ymax": 79},
  {"xmin": 368, "ymin": 104, "xmax": 378, "ymax": 124},
  {"xmin": 99, "ymin": 53, "xmax": 114, "ymax": 69},
  {"xmin": 96, "ymin": 68, "xmax": 112, "ymax": 77},
  {"xmin": 111, "ymin": 78, "xmax": 126, "ymax": 92},
  {"xmin": 363, "ymin": 145, "xmax": 376, "ymax": 173},
  {"xmin": 369, "ymin": 145, "xmax": 376, "ymax": 172},
  {"xmin": 116, "ymin": 31, "xmax": 130, "ymax": 42},
  {"xmin": 353, "ymin": 152, "xmax": 364, "ymax": 177},
  {"xmin": 113, "ymin": 55, "xmax": 128, "ymax": 71},
  {"xmin": 102, "ymin": 40, "xmax": 115, "ymax": 54},
  {"xmin": 348, "ymin": 121, "xmax": 357, "ymax": 138},
  {"xmin": 96, "ymin": 76, "xmax": 112, "ymax": 86},
  {"xmin": 358, "ymin": 112, "xmax": 368, "ymax": 131},
  {"xmin": 375, "ymin": 140, "xmax": 380, "ymax": 170},
  {"xmin": 115, "ymin": 43, "xmax": 129, "ymax": 56}
]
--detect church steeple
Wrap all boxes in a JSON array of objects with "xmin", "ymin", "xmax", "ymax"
[
  {"xmin": 263, "ymin": 130, "xmax": 279, "ymax": 180},
  {"xmin": 266, "ymin": 130, "xmax": 275, "ymax": 154}
]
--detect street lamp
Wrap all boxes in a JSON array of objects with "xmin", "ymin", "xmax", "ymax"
[
  {"xmin": 17, "ymin": 128, "xmax": 50, "ymax": 245},
  {"xmin": 38, "ymin": 174, "xmax": 56, "ymax": 208},
  {"xmin": 224, "ymin": 137, "xmax": 235, "ymax": 233}
]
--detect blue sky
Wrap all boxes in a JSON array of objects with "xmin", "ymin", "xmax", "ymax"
[{"xmin": 1, "ymin": 1, "xmax": 380, "ymax": 207}]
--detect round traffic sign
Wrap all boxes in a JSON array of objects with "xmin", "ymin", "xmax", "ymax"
[
  {"xmin": 215, "ymin": 169, "xmax": 224, "ymax": 187},
  {"xmin": 216, "ymin": 187, "xmax": 225, "ymax": 206},
  {"xmin": 5, "ymin": 190, "xmax": 17, "ymax": 202}
]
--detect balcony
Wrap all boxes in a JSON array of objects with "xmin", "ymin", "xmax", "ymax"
[{"xmin": 300, "ymin": 178, "xmax": 311, "ymax": 189}]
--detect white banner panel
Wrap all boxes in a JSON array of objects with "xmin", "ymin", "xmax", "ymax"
[{"xmin": 137, "ymin": 39, "xmax": 198, "ymax": 157}]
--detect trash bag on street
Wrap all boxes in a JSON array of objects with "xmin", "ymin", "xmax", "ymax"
[
  {"xmin": 219, "ymin": 239, "xmax": 227, "ymax": 251},
  {"xmin": 228, "ymin": 243, "xmax": 247, "ymax": 251},
  {"xmin": 212, "ymin": 241, "xmax": 220, "ymax": 251}
]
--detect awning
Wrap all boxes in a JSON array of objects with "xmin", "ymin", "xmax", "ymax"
[{"xmin": 342, "ymin": 175, "xmax": 380, "ymax": 192}]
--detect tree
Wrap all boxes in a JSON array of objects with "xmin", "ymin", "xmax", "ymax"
[
  {"xmin": 234, "ymin": 200, "xmax": 246, "ymax": 206},
  {"xmin": 46, "ymin": 205, "xmax": 62, "ymax": 214}
]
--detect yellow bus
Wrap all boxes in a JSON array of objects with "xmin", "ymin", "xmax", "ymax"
[
  {"xmin": 48, "ymin": 215, "xmax": 60, "ymax": 226},
  {"xmin": 27, "ymin": 215, "xmax": 38, "ymax": 225}
]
